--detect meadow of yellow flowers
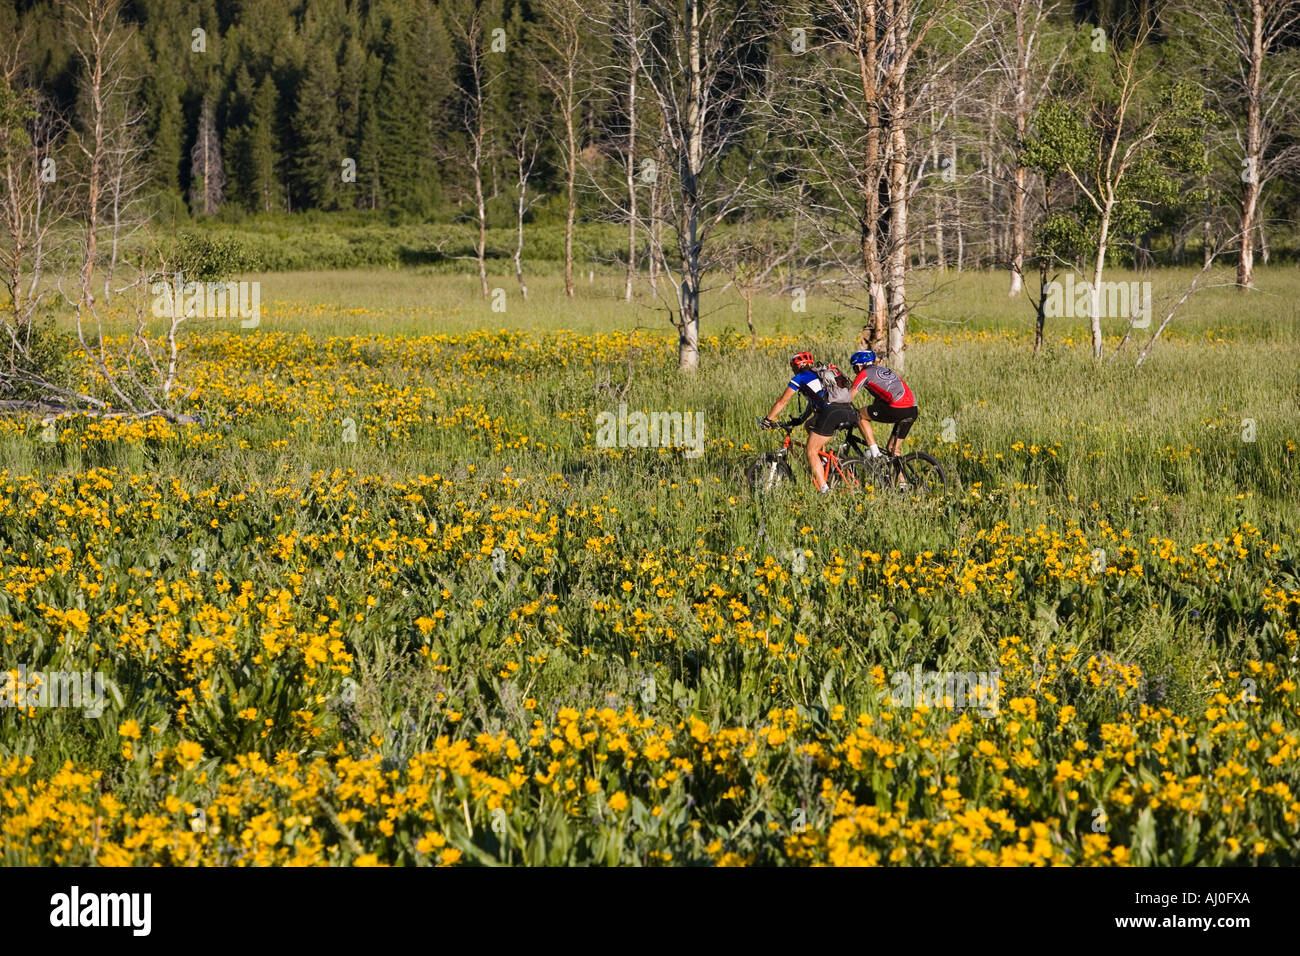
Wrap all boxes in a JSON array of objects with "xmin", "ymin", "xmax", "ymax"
[{"xmin": 0, "ymin": 314, "xmax": 1296, "ymax": 866}]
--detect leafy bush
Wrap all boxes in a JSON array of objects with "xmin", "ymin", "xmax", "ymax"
[{"xmin": 167, "ymin": 231, "xmax": 254, "ymax": 280}]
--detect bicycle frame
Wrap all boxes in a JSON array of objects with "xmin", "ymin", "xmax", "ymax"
[
  {"xmin": 771, "ymin": 423, "xmax": 861, "ymax": 489},
  {"xmin": 840, "ymin": 429, "xmax": 899, "ymax": 469},
  {"xmin": 838, "ymin": 428, "xmax": 908, "ymax": 488}
]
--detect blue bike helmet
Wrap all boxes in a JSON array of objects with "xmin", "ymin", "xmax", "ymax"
[{"xmin": 850, "ymin": 349, "xmax": 875, "ymax": 371}]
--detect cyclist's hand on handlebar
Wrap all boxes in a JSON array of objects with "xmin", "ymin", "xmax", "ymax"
[{"xmin": 759, "ymin": 416, "xmax": 778, "ymax": 430}]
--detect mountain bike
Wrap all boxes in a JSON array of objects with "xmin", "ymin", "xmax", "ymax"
[{"xmin": 744, "ymin": 418, "xmax": 949, "ymax": 499}]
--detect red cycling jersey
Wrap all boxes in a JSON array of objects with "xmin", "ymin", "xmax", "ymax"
[{"xmin": 852, "ymin": 365, "xmax": 915, "ymax": 408}]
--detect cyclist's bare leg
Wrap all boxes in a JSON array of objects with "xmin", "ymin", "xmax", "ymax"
[
  {"xmin": 806, "ymin": 431, "xmax": 831, "ymax": 488},
  {"xmin": 857, "ymin": 408, "xmax": 876, "ymax": 448},
  {"xmin": 884, "ymin": 426, "xmax": 910, "ymax": 486}
]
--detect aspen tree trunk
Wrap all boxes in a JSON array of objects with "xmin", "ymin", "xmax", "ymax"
[
  {"xmin": 79, "ymin": 8, "xmax": 108, "ymax": 307},
  {"xmin": 564, "ymin": 90, "xmax": 576, "ymax": 299},
  {"xmin": 1202, "ymin": 129, "xmax": 1214, "ymax": 267},
  {"xmin": 984, "ymin": 104, "xmax": 996, "ymax": 269},
  {"xmin": 514, "ymin": 147, "xmax": 528, "ymax": 301},
  {"xmin": 464, "ymin": 17, "xmax": 490, "ymax": 300},
  {"xmin": 677, "ymin": 0, "xmax": 704, "ymax": 372},
  {"xmin": 887, "ymin": 112, "xmax": 910, "ymax": 371},
  {"xmin": 1009, "ymin": 1, "xmax": 1029, "ymax": 295},
  {"xmin": 624, "ymin": 0, "xmax": 637, "ymax": 302},
  {"xmin": 856, "ymin": 1, "xmax": 888, "ymax": 353},
  {"xmin": 1089, "ymin": 203, "xmax": 1113, "ymax": 360},
  {"xmin": 649, "ymin": 129, "xmax": 664, "ymax": 294},
  {"xmin": 474, "ymin": 131, "xmax": 489, "ymax": 298},
  {"xmin": 1237, "ymin": 0, "xmax": 1264, "ymax": 289}
]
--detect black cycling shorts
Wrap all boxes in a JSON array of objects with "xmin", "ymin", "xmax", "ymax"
[
  {"xmin": 808, "ymin": 402, "xmax": 859, "ymax": 437},
  {"xmin": 865, "ymin": 401, "xmax": 919, "ymax": 440}
]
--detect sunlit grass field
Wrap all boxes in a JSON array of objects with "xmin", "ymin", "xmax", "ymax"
[
  {"xmin": 225, "ymin": 262, "xmax": 1300, "ymax": 339},
  {"xmin": 1, "ymin": 265, "xmax": 1297, "ymax": 865}
]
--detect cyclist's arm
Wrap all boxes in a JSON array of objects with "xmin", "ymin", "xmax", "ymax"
[
  {"xmin": 849, "ymin": 368, "xmax": 867, "ymax": 398},
  {"xmin": 764, "ymin": 387, "xmax": 798, "ymax": 422}
]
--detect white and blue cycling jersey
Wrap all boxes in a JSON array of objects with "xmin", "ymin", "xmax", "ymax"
[{"xmin": 787, "ymin": 368, "xmax": 830, "ymax": 409}]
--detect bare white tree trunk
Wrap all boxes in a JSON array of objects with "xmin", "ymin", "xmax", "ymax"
[
  {"xmin": 860, "ymin": 0, "xmax": 888, "ymax": 351},
  {"xmin": 473, "ymin": 121, "xmax": 489, "ymax": 298},
  {"xmin": 1185, "ymin": 1, "xmax": 1300, "ymax": 290},
  {"xmin": 649, "ymin": 129, "xmax": 664, "ymax": 294},
  {"xmin": 563, "ymin": 95, "xmax": 576, "ymax": 299},
  {"xmin": 513, "ymin": 191, "xmax": 527, "ymax": 300},
  {"xmin": 70, "ymin": 0, "xmax": 115, "ymax": 308},
  {"xmin": 624, "ymin": 0, "xmax": 638, "ymax": 302},
  {"xmin": 637, "ymin": 0, "xmax": 762, "ymax": 373},
  {"xmin": 511, "ymin": 123, "xmax": 537, "ymax": 301},
  {"xmin": 535, "ymin": 0, "xmax": 585, "ymax": 300},
  {"xmin": 446, "ymin": 3, "xmax": 493, "ymax": 299},
  {"xmin": 677, "ymin": 0, "xmax": 704, "ymax": 371},
  {"xmin": 886, "ymin": 87, "xmax": 910, "ymax": 370},
  {"xmin": 1046, "ymin": 19, "xmax": 1177, "ymax": 361},
  {"xmin": 189, "ymin": 98, "xmax": 225, "ymax": 216},
  {"xmin": 1238, "ymin": 0, "xmax": 1265, "ymax": 289},
  {"xmin": 1008, "ymin": 1, "xmax": 1028, "ymax": 296},
  {"xmin": 103, "ymin": 72, "xmax": 148, "ymax": 302},
  {"xmin": 1088, "ymin": 205, "xmax": 1112, "ymax": 359},
  {"xmin": 984, "ymin": 1, "xmax": 1065, "ymax": 295}
]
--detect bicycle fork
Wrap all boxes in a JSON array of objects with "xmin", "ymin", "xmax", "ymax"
[{"xmin": 764, "ymin": 456, "xmax": 781, "ymax": 489}]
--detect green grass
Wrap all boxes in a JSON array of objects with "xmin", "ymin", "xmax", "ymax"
[{"xmin": 223, "ymin": 262, "xmax": 1299, "ymax": 338}]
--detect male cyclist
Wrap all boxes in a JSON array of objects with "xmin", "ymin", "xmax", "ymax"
[
  {"xmin": 761, "ymin": 351, "xmax": 858, "ymax": 494},
  {"xmin": 848, "ymin": 349, "xmax": 918, "ymax": 458}
]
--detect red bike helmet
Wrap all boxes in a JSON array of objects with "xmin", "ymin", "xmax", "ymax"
[{"xmin": 790, "ymin": 351, "xmax": 815, "ymax": 373}]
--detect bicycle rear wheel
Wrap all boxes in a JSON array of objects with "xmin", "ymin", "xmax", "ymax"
[{"xmin": 895, "ymin": 452, "xmax": 948, "ymax": 500}]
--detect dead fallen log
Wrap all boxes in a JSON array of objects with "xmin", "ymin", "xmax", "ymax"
[{"xmin": 0, "ymin": 400, "xmax": 204, "ymax": 425}]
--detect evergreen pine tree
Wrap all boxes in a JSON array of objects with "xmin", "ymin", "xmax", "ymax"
[
  {"xmin": 149, "ymin": 65, "xmax": 184, "ymax": 198},
  {"xmin": 292, "ymin": 50, "xmax": 344, "ymax": 210},
  {"xmin": 247, "ymin": 78, "xmax": 284, "ymax": 212}
]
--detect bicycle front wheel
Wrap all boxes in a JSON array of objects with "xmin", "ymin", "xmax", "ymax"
[
  {"xmin": 744, "ymin": 454, "xmax": 795, "ymax": 493},
  {"xmin": 832, "ymin": 457, "xmax": 871, "ymax": 491}
]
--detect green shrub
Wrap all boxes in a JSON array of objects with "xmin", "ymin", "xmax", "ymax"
[{"xmin": 168, "ymin": 231, "xmax": 254, "ymax": 280}]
